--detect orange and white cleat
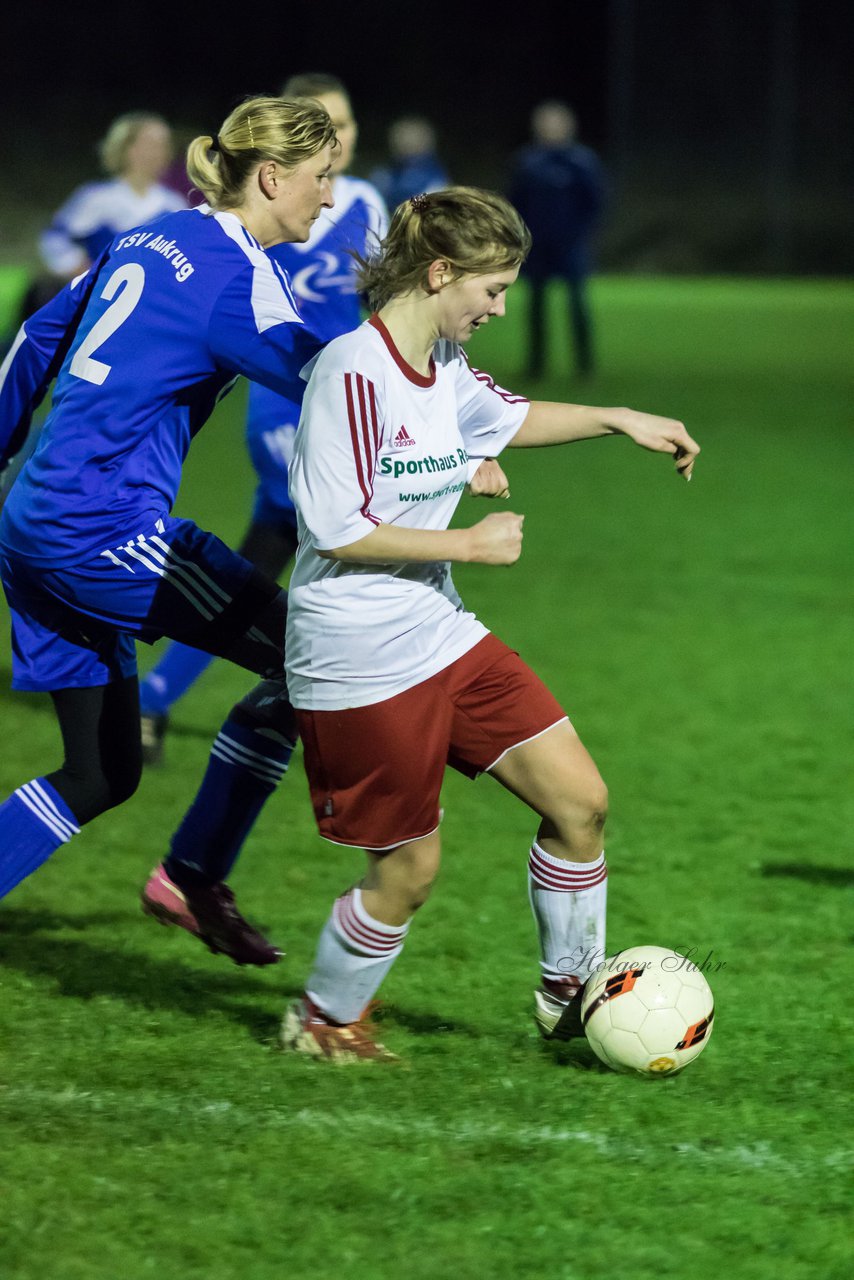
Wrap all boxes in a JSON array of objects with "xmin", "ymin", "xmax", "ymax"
[{"xmin": 279, "ymin": 996, "xmax": 399, "ymax": 1063}]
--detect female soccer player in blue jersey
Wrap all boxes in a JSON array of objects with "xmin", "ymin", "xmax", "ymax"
[
  {"xmin": 137, "ymin": 74, "xmax": 388, "ymax": 764},
  {"xmin": 0, "ymin": 95, "xmax": 337, "ymax": 958}
]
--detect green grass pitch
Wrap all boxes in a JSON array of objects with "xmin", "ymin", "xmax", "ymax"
[{"xmin": 1, "ymin": 277, "xmax": 852, "ymax": 1279}]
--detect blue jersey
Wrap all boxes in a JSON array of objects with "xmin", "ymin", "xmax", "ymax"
[
  {"xmin": 274, "ymin": 177, "xmax": 386, "ymax": 342},
  {"xmin": 0, "ymin": 206, "xmax": 320, "ymax": 567},
  {"xmin": 245, "ymin": 176, "xmax": 387, "ymax": 439}
]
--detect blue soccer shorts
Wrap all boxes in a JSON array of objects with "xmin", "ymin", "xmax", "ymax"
[{"xmin": 0, "ymin": 515, "xmax": 274, "ymax": 692}]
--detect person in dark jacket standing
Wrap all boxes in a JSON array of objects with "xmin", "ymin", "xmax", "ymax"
[{"xmin": 508, "ymin": 101, "xmax": 606, "ymax": 379}]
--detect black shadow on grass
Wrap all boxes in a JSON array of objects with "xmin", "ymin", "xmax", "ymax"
[
  {"xmin": 0, "ymin": 906, "xmax": 304, "ymax": 1043},
  {"xmin": 761, "ymin": 863, "xmax": 854, "ymax": 887},
  {"xmin": 372, "ymin": 1000, "xmax": 480, "ymax": 1038},
  {"xmin": 540, "ymin": 1040, "xmax": 612, "ymax": 1073},
  {"xmin": 0, "ymin": 906, "xmax": 128, "ymax": 935},
  {"xmin": 0, "ymin": 910, "xmax": 483, "ymax": 1043}
]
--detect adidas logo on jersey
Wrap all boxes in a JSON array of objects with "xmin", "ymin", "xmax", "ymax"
[{"xmin": 392, "ymin": 425, "xmax": 416, "ymax": 449}]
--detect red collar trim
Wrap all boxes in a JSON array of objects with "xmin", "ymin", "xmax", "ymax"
[{"xmin": 368, "ymin": 314, "xmax": 436, "ymax": 387}]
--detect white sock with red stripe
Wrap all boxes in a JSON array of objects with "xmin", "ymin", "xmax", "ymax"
[
  {"xmin": 527, "ymin": 841, "xmax": 607, "ymax": 988},
  {"xmin": 305, "ymin": 886, "xmax": 410, "ymax": 1025}
]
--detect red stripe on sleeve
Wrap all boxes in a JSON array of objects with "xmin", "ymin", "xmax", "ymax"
[
  {"xmin": 366, "ymin": 378, "xmax": 381, "ymax": 454},
  {"xmin": 355, "ymin": 374, "xmax": 375, "ymax": 490},
  {"xmin": 344, "ymin": 372, "xmax": 371, "ymax": 507},
  {"xmin": 344, "ymin": 371, "xmax": 380, "ymax": 525},
  {"xmin": 470, "ymin": 365, "xmax": 529, "ymax": 404}
]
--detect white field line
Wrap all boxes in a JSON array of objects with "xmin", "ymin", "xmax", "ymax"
[{"xmin": 1, "ymin": 1085, "xmax": 850, "ymax": 1178}]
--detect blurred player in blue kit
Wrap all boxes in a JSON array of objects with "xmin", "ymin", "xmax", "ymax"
[
  {"xmin": 0, "ymin": 96, "xmax": 338, "ymax": 958},
  {"xmin": 138, "ymin": 74, "xmax": 388, "ymax": 763}
]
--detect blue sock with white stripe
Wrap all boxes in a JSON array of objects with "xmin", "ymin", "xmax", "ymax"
[
  {"xmin": 139, "ymin": 642, "xmax": 215, "ymax": 716},
  {"xmin": 0, "ymin": 779, "xmax": 81, "ymax": 899},
  {"xmin": 165, "ymin": 719, "xmax": 293, "ymax": 887}
]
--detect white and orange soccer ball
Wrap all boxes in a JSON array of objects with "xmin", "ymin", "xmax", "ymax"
[{"xmin": 581, "ymin": 945, "xmax": 715, "ymax": 1076}]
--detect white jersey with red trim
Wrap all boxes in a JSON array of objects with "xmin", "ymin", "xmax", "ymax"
[{"xmin": 285, "ymin": 314, "xmax": 530, "ymax": 709}]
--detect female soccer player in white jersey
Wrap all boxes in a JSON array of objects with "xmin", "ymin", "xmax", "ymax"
[
  {"xmin": 138, "ymin": 74, "xmax": 388, "ymax": 764},
  {"xmin": 41, "ymin": 113, "xmax": 187, "ymax": 280},
  {"xmin": 18, "ymin": 113, "xmax": 187, "ymax": 324},
  {"xmin": 277, "ymin": 187, "xmax": 700, "ymax": 1061},
  {"xmin": 0, "ymin": 96, "xmax": 338, "ymax": 960}
]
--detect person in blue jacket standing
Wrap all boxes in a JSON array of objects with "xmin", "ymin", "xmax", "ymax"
[{"xmin": 508, "ymin": 101, "xmax": 606, "ymax": 379}]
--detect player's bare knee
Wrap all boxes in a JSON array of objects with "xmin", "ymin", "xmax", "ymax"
[
  {"xmin": 408, "ymin": 875, "xmax": 437, "ymax": 912},
  {"xmin": 575, "ymin": 769, "xmax": 608, "ymax": 826},
  {"xmin": 586, "ymin": 804, "xmax": 608, "ymax": 843},
  {"xmin": 548, "ymin": 778, "xmax": 608, "ymax": 846},
  {"xmin": 587, "ymin": 783, "xmax": 609, "ymax": 833}
]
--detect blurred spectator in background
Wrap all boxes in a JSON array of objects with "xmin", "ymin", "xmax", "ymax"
[
  {"xmin": 369, "ymin": 116, "xmax": 449, "ymax": 212},
  {"xmin": 508, "ymin": 100, "xmax": 606, "ymax": 379},
  {"xmin": 20, "ymin": 112, "xmax": 186, "ymax": 321},
  {"xmin": 4, "ymin": 112, "xmax": 188, "ymax": 503}
]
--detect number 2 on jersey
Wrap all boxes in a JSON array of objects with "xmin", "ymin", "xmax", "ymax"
[{"xmin": 70, "ymin": 263, "xmax": 146, "ymax": 386}]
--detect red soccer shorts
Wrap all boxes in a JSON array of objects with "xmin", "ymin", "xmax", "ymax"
[{"xmin": 296, "ymin": 632, "xmax": 568, "ymax": 851}]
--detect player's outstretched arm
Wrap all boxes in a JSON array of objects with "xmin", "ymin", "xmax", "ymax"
[
  {"xmin": 319, "ymin": 511, "xmax": 524, "ymax": 567},
  {"xmin": 510, "ymin": 402, "xmax": 700, "ymax": 481}
]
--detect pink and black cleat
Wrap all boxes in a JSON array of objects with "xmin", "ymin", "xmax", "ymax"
[{"xmin": 141, "ymin": 863, "xmax": 283, "ymax": 967}]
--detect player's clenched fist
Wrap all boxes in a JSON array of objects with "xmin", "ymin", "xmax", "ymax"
[
  {"xmin": 468, "ymin": 512, "xmax": 525, "ymax": 565},
  {"xmin": 467, "ymin": 458, "xmax": 511, "ymax": 499}
]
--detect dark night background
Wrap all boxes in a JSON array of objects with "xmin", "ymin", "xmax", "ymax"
[{"xmin": 2, "ymin": 0, "xmax": 852, "ymax": 273}]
